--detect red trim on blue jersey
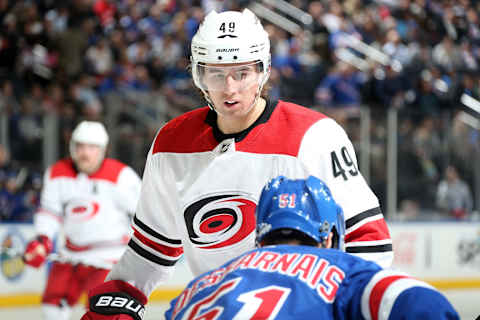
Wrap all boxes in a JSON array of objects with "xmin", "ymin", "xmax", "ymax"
[
  {"xmin": 133, "ymin": 228, "xmax": 184, "ymax": 258},
  {"xmin": 152, "ymin": 101, "xmax": 328, "ymax": 156},
  {"xmin": 49, "ymin": 158, "xmax": 126, "ymax": 183},
  {"xmin": 369, "ymin": 275, "xmax": 410, "ymax": 320}
]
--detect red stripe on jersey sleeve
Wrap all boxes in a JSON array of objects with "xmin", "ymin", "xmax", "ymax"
[
  {"xmin": 133, "ymin": 228, "xmax": 184, "ymax": 258},
  {"xmin": 65, "ymin": 237, "xmax": 129, "ymax": 251},
  {"xmin": 345, "ymin": 218, "xmax": 391, "ymax": 243},
  {"xmin": 369, "ymin": 275, "xmax": 410, "ymax": 320}
]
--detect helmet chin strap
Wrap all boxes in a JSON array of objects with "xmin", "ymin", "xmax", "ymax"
[{"xmin": 200, "ymin": 88, "xmax": 215, "ymax": 111}]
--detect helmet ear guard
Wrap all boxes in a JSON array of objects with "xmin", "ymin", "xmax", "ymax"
[{"xmin": 255, "ymin": 175, "xmax": 346, "ymax": 251}]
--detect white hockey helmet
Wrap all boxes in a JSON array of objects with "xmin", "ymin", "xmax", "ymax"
[
  {"xmin": 69, "ymin": 121, "xmax": 109, "ymax": 160},
  {"xmin": 191, "ymin": 9, "xmax": 271, "ymax": 98}
]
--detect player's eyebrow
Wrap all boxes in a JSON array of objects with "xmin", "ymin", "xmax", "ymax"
[
  {"xmin": 206, "ymin": 68, "xmax": 224, "ymax": 74},
  {"xmin": 237, "ymin": 66, "xmax": 253, "ymax": 71},
  {"xmin": 207, "ymin": 65, "xmax": 255, "ymax": 73}
]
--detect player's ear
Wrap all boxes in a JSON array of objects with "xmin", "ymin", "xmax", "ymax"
[{"xmin": 321, "ymin": 232, "xmax": 333, "ymax": 249}]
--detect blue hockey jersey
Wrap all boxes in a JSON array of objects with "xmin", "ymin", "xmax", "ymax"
[{"xmin": 165, "ymin": 245, "xmax": 459, "ymax": 320}]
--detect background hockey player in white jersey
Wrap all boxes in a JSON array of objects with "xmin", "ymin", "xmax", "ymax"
[
  {"xmin": 23, "ymin": 121, "xmax": 142, "ymax": 320},
  {"xmin": 81, "ymin": 9, "xmax": 393, "ymax": 319}
]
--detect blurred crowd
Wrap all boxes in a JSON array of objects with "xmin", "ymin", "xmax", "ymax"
[
  {"xmin": 0, "ymin": 0, "xmax": 478, "ymax": 222},
  {"xmin": 0, "ymin": 144, "xmax": 40, "ymax": 222}
]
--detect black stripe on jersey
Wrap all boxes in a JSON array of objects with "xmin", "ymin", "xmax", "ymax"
[
  {"xmin": 133, "ymin": 215, "xmax": 182, "ymax": 245},
  {"xmin": 345, "ymin": 207, "xmax": 383, "ymax": 229},
  {"xmin": 128, "ymin": 240, "xmax": 178, "ymax": 266},
  {"xmin": 346, "ymin": 243, "xmax": 393, "ymax": 253}
]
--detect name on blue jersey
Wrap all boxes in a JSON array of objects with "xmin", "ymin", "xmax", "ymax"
[{"xmin": 173, "ymin": 249, "xmax": 345, "ymax": 316}]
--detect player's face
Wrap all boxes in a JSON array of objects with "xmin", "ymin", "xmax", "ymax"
[
  {"xmin": 73, "ymin": 143, "xmax": 104, "ymax": 174},
  {"xmin": 203, "ymin": 61, "xmax": 263, "ymax": 118}
]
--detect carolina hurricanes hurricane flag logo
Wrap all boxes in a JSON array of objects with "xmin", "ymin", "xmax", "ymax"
[
  {"xmin": 184, "ymin": 194, "xmax": 256, "ymax": 249},
  {"xmin": 65, "ymin": 200, "xmax": 100, "ymax": 221}
]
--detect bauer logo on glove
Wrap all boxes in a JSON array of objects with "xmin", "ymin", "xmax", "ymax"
[{"xmin": 90, "ymin": 292, "xmax": 145, "ymax": 320}]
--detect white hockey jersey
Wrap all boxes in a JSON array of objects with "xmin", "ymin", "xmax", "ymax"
[
  {"xmin": 109, "ymin": 100, "xmax": 393, "ymax": 295},
  {"xmin": 34, "ymin": 158, "xmax": 141, "ymax": 269}
]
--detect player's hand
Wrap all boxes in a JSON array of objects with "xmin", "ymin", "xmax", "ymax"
[
  {"xmin": 23, "ymin": 235, "xmax": 53, "ymax": 268},
  {"xmin": 81, "ymin": 280, "xmax": 147, "ymax": 320}
]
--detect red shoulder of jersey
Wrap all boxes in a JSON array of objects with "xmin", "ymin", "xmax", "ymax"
[
  {"xmin": 152, "ymin": 107, "xmax": 217, "ymax": 154},
  {"xmin": 50, "ymin": 159, "xmax": 77, "ymax": 179},
  {"xmin": 151, "ymin": 102, "xmax": 328, "ymax": 155},
  {"xmin": 49, "ymin": 158, "xmax": 127, "ymax": 183},
  {"xmin": 236, "ymin": 100, "xmax": 328, "ymax": 156},
  {"xmin": 89, "ymin": 158, "xmax": 127, "ymax": 183}
]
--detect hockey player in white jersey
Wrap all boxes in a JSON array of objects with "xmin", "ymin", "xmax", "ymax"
[
  {"xmin": 23, "ymin": 121, "xmax": 142, "ymax": 320},
  {"xmin": 81, "ymin": 9, "xmax": 393, "ymax": 320},
  {"xmin": 162, "ymin": 176, "xmax": 459, "ymax": 320}
]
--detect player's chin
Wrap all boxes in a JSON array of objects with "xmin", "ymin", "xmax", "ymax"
[
  {"xmin": 221, "ymin": 106, "xmax": 251, "ymax": 119},
  {"xmin": 216, "ymin": 102, "xmax": 244, "ymax": 113},
  {"xmin": 77, "ymin": 162, "xmax": 98, "ymax": 174}
]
